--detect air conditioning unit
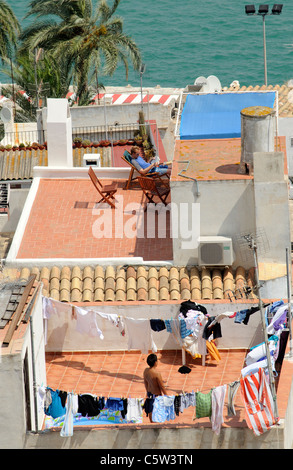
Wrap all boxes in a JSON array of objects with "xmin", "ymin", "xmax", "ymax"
[{"xmin": 198, "ymin": 236, "xmax": 234, "ymax": 266}]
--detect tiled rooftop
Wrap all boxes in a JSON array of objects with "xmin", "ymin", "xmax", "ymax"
[
  {"xmin": 171, "ymin": 136, "xmax": 287, "ymax": 182},
  {"xmin": 15, "ymin": 178, "xmax": 172, "ymax": 261},
  {"xmin": 4, "ymin": 265, "xmax": 257, "ymax": 303},
  {"xmin": 45, "ymin": 344, "xmax": 293, "ymax": 428}
]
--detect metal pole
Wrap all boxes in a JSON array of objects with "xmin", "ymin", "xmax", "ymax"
[
  {"xmin": 140, "ymin": 71, "xmax": 143, "ymax": 112},
  {"xmin": 262, "ymin": 15, "xmax": 268, "ymax": 86},
  {"xmin": 251, "ymin": 236, "xmax": 278, "ymax": 418},
  {"xmin": 286, "ymin": 247, "xmax": 293, "ymax": 356},
  {"xmin": 29, "ymin": 315, "xmax": 39, "ymax": 433}
]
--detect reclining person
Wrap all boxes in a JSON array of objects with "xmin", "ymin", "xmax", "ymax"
[{"xmin": 130, "ymin": 146, "xmax": 171, "ymax": 177}]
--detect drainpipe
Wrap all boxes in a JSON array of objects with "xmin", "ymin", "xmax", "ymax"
[{"xmin": 177, "ymin": 160, "xmax": 200, "ymax": 196}]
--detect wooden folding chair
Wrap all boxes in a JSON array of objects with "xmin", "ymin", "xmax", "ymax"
[
  {"xmin": 122, "ymin": 150, "xmax": 169, "ymax": 190},
  {"xmin": 88, "ymin": 166, "xmax": 118, "ymax": 209},
  {"xmin": 138, "ymin": 176, "xmax": 170, "ymax": 210}
]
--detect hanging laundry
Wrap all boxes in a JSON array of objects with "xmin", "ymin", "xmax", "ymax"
[
  {"xmin": 60, "ymin": 392, "xmax": 74, "ymax": 437},
  {"xmin": 95, "ymin": 311, "xmax": 125, "ymax": 336},
  {"xmin": 267, "ymin": 304, "xmax": 288, "ymax": 335},
  {"xmin": 178, "ymin": 309, "xmax": 203, "ymax": 337},
  {"xmin": 179, "ymin": 300, "xmax": 208, "ymax": 316},
  {"xmin": 152, "ymin": 395, "xmax": 176, "ymax": 423},
  {"xmin": 150, "ymin": 319, "xmax": 166, "ymax": 332},
  {"xmin": 240, "ymin": 367, "xmax": 279, "ymax": 436},
  {"xmin": 174, "ymin": 395, "xmax": 181, "ymax": 416},
  {"xmin": 206, "ymin": 340, "xmax": 221, "ymax": 362},
  {"xmin": 227, "ymin": 381, "xmax": 240, "ymax": 416},
  {"xmin": 211, "ymin": 385, "xmax": 227, "ymax": 435},
  {"xmin": 77, "ymin": 394, "xmax": 105, "ymax": 417},
  {"xmin": 193, "ymin": 390, "xmax": 213, "ymax": 419},
  {"xmin": 105, "ymin": 397, "xmax": 126, "ymax": 414},
  {"xmin": 245, "ymin": 336, "xmax": 279, "ymax": 367},
  {"xmin": 125, "ymin": 398, "xmax": 144, "ymax": 423},
  {"xmin": 165, "ymin": 318, "xmax": 183, "ymax": 347},
  {"xmin": 202, "ymin": 316, "xmax": 222, "ymax": 340},
  {"xmin": 179, "ymin": 392, "xmax": 196, "ymax": 413},
  {"xmin": 124, "ymin": 317, "xmax": 157, "ymax": 354},
  {"xmin": 243, "ymin": 304, "xmax": 270, "ymax": 325},
  {"xmin": 44, "ymin": 388, "xmax": 66, "ymax": 419},
  {"xmin": 75, "ymin": 307, "xmax": 104, "ymax": 339},
  {"xmin": 234, "ymin": 304, "xmax": 271, "ymax": 325},
  {"xmin": 241, "ymin": 358, "xmax": 269, "ymax": 377}
]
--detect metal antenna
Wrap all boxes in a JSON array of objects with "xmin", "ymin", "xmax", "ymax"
[{"xmin": 239, "ymin": 231, "xmax": 279, "ymax": 419}]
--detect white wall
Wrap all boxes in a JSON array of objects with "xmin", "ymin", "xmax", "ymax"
[
  {"xmin": 45, "ymin": 300, "xmax": 264, "ymax": 353},
  {"xmin": 0, "ymin": 289, "xmax": 46, "ymax": 448},
  {"xmin": 170, "ymin": 179, "xmax": 255, "ymax": 267}
]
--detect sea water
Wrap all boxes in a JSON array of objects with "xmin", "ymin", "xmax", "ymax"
[{"xmin": 3, "ymin": 0, "xmax": 293, "ymax": 89}]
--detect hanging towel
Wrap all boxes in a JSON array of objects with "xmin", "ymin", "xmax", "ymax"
[
  {"xmin": 240, "ymin": 367, "xmax": 279, "ymax": 436},
  {"xmin": 124, "ymin": 317, "xmax": 157, "ymax": 354},
  {"xmin": 267, "ymin": 304, "xmax": 288, "ymax": 335},
  {"xmin": 152, "ymin": 395, "xmax": 176, "ymax": 423},
  {"xmin": 211, "ymin": 385, "xmax": 227, "ymax": 435},
  {"xmin": 245, "ymin": 338, "xmax": 278, "ymax": 366},
  {"xmin": 75, "ymin": 307, "xmax": 104, "ymax": 339},
  {"xmin": 60, "ymin": 392, "xmax": 74, "ymax": 437},
  {"xmin": 125, "ymin": 398, "xmax": 144, "ymax": 423},
  {"xmin": 227, "ymin": 381, "xmax": 240, "ymax": 416},
  {"xmin": 206, "ymin": 340, "xmax": 221, "ymax": 362},
  {"xmin": 194, "ymin": 390, "xmax": 212, "ymax": 419}
]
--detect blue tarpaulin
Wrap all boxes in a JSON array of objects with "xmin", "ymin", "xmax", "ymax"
[{"xmin": 179, "ymin": 92, "xmax": 276, "ymax": 140}]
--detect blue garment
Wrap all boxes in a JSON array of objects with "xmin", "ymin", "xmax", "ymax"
[
  {"xmin": 45, "ymin": 389, "xmax": 66, "ymax": 419},
  {"xmin": 234, "ymin": 309, "xmax": 248, "ymax": 324},
  {"xmin": 132, "ymin": 156, "xmax": 168, "ymax": 175},
  {"xmin": 105, "ymin": 397, "xmax": 125, "ymax": 412},
  {"xmin": 179, "ymin": 319, "xmax": 194, "ymax": 338},
  {"xmin": 152, "ymin": 396, "xmax": 175, "ymax": 423}
]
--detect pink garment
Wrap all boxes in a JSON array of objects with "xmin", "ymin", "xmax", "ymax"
[{"xmin": 211, "ymin": 385, "xmax": 227, "ymax": 435}]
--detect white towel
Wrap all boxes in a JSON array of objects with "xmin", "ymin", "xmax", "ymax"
[
  {"xmin": 124, "ymin": 317, "xmax": 157, "ymax": 354},
  {"xmin": 60, "ymin": 393, "xmax": 73, "ymax": 437},
  {"xmin": 75, "ymin": 307, "xmax": 104, "ymax": 339},
  {"xmin": 211, "ymin": 385, "xmax": 227, "ymax": 435}
]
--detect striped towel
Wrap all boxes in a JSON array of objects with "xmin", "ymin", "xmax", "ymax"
[{"xmin": 240, "ymin": 367, "xmax": 279, "ymax": 436}]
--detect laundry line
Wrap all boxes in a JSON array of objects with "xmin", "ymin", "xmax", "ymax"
[{"xmin": 42, "ymin": 296, "xmax": 227, "ymax": 365}]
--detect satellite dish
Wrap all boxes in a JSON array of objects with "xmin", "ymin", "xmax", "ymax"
[
  {"xmin": 206, "ymin": 75, "xmax": 222, "ymax": 93},
  {"xmin": 194, "ymin": 76, "xmax": 208, "ymax": 91},
  {"xmin": 0, "ymin": 106, "xmax": 12, "ymax": 123}
]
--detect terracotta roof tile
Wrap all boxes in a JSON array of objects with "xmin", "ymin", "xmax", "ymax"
[{"xmin": 5, "ymin": 264, "xmax": 258, "ymax": 303}]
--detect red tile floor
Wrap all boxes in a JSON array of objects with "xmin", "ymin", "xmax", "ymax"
[
  {"xmin": 17, "ymin": 179, "xmax": 173, "ymax": 261},
  {"xmin": 46, "ymin": 348, "xmax": 253, "ymax": 428},
  {"xmin": 45, "ymin": 345, "xmax": 293, "ymax": 429}
]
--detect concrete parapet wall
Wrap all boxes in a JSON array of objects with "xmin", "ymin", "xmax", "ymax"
[{"xmin": 22, "ymin": 422, "xmax": 284, "ymax": 450}]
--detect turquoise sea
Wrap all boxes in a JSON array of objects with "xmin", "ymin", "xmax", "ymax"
[{"xmin": 3, "ymin": 0, "xmax": 293, "ymax": 89}]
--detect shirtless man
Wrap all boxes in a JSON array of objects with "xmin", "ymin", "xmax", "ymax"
[{"xmin": 143, "ymin": 353, "xmax": 167, "ymax": 422}]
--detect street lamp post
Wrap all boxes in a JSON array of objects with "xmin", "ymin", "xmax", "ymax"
[
  {"xmin": 245, "ymin": 4, "xmax": 283, "ymax": 86},
  {"xmin": 140, "ymin": 63, "xmax": 146, "ymax": 112}
]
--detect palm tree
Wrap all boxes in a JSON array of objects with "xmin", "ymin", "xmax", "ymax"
[
  {"xmin": 0, "ymin": 50, "xmax": 74, "ymax": 121},
  {"xmin": 0, "ymin": 0, "xmax": 20, "ymax": 62},
  {"xmin": 19, "ymin": 0, "xmax": 142, "ymax": 104}
]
